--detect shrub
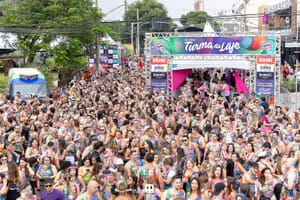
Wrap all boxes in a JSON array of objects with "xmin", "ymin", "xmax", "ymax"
[
  {"xmin": 281, "ymin": 77, "xmax": 296, "ymax": 92},
  {"xmin": 0, "ymin": 74, "xmax": 7, "ymax": 93}
]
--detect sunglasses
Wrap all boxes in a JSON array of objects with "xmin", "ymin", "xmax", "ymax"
[{"xmin": 45, "ymin": 184, "xmax": 52, "ymax": 188}]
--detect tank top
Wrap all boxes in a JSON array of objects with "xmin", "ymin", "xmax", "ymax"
[
  {"xmin": 39, "ymin": 165, "xmax": 53, "ymax": 178},
  {"xmin": 144, "ymin": 190, "xmax": 159, "ymax": 200},
  {"xmin": 186, "ymin": 145, "xmax": 197, "ymax": 162},
  {"xmin": 260, "ymin": 181, "xmax": 274, "ymax": 198}
]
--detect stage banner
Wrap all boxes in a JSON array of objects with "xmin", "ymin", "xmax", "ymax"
[{"xmin": 150, "ymin": 36, "xmax": 276, "ymax": 55}]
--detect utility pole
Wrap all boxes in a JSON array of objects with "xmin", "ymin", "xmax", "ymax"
[
  {"xmin": 95, "ymin": 0, "xmax": 100, "ymax": 75},
  {"xmin": 244, "ymin": 0, "xmax": 247, "ymax": 32},
  {"xmin": 131, "ymin": 23, "xmax": 134, "ymax": 57},
  {"xmin": 124, "ymin": 0, "xmax": 128, "ymax": 13},
  {"xmin": 136, "ymin": 8, "xmax": 140, "ymax": 57}
]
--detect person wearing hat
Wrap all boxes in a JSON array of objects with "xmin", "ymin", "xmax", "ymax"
[
  {"xmin": 41, "ymin": 178, "xmax": 64, "ymax": 200},
  {"xmin": 213, "ymin": 182, "xmax": 225, "ymax": 200},
  {"xmin": 102, "ymin": 169, "xmax": 117, "ymax": 200}
]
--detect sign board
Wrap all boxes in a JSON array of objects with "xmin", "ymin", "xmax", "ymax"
[
  {"xmin": 151, "ymin": 79, "xmax": 168, "ymax": 91},
  {"xmin": 150, "ymin": 36, "xmax": 276, "ymax": 56},
  {"xmin": 256, "ymin": 56, "xmax": 275, "ymax": 72},
  {"xmin": 256, "ymin": 55, "xmax": 275, "ymax": 108},
  {"xmin": 151, "ymin": 56, "xmax": 168, "ymax": 91}
]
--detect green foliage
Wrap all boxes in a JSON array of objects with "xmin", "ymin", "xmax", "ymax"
[
  {"xmin": 0, "ymin": 74, "xmax": 7, "ymax": 93},
  {"xmin": 105, "ymin": 21, "xmax": 124, "ymax": 42},
  {"xmin": 0, "ymin": 0, "xmax": 105, "ymax": 71},
  {"xmin": 180, "ymin": 11, "xmax": 216, "ymax": 29},
  {"xmin": 51, "ymin": 38, "xmax": 86, "ymax": 71},
  {"xmin": 123, "ymin": 0, "xmax": 171, "ymax": 46},
  {"xmin": 281, "ymin": 78, "xmax": 296, "ymax": 92}
]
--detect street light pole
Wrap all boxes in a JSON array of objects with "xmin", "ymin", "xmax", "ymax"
[
  {"xmin": 136, "ymin": 8, "xmax": 140, "ymax": 57},
  {"xmin": 244, "ymin": 0, "xmax": 246, "ymax": 32},
  {"xmin": 131, "ymin": 23, "xmax": 134, "ymax": 57},
  {"xmin": 95, "ymin": 0, "xmax": 100, "ymax": 75},
  {"xmin": 296, "ymin": 62, "xmax": 299, "ymax": 110}
]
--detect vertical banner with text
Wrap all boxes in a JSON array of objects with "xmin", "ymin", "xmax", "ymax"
[
  {"xmin": 256, "ymin": 56, "xmax": 275, "ymax": 108},
  {"xmin": 151, "ymin": 57, "xmax": 168, "ymax": 91}
]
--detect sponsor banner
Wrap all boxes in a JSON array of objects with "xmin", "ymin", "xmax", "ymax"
[
  {"xmin": 257, "ymin": 72, "xmax": 274, "ymax": 79},
  {"xmin": 100, "ymin": 45, "xmax": 119, "ymax": 68},
  {"xmin": 256, "ymin": 56, "xmax": 275, "ymax": 64},
  {"xmin": 256, "ymin": 56, "xmax": 275, "ymax": 72},
  {"xmin": 151, "ymin": 79, "xmax": 168, "ymax": 91},
  {"xmin": 151, "ymin": 56, "xmax": 168, "ymax": 64},
  {"xmin": 256, "ymin": 72, "xmax": 275, "ymax": 108},
  {"xmin": 151, "ymin": 64, "xmax": 168, "ymax": 72},
  {"xmin": 150, "ymin": 36, "xmax": 276, "ymax": 55},
  {"xmin": 256, "ymin": 64, "xmax": 275, "ymax": 72},
  {"xmin": 151, "ymin": 72, "xmax": 167, "ymax": 80},
  {"xmin": 88, "ymin": 58, "xmax": 95, "ymax": 64}
]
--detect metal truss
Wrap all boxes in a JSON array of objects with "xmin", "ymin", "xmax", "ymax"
[
  {"xmin": 172, "ymin": 54, "xmax": 256, "ymax": 61},
  {"xmin": 146, "ymin": 32, "xmax": 279, "ymax": 38},
  {"xmin": 144, "ymin": 34, "xmax": 152, "ymax": 89},
  {"xmin": 274, "ymin": 36, "xmax": 281, "ymax": 106},
  {"xmin": 144, "ymin": 32, "xmax": 281, "ymax": 103}
]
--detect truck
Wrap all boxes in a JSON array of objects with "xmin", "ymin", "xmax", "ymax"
[{"xmin": 8, "ymin": 68, "xmax": 47, "ymax": 99}]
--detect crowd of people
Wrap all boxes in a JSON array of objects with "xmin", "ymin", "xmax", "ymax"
[{"xmin": 0, "ymin": 65, "xmax": 299, "ymax": 200}]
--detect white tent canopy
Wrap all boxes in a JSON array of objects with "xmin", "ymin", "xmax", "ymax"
[{"xmin": 203, "ymin": 21, "xmax": 215, "ymax": 34}]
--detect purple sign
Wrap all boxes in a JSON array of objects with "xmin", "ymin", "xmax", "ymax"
[
  {"xmin": 151, "ymin": 79, "xmax": 168, "ymax": 91},
  {"xmin": 256, "ymin": 72, "xmax": 274, "ymax": 95}
]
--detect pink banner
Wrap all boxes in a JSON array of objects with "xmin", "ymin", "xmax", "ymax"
[
  {"xmin": 234, "ymin": 71, "xmax": 249, "ymax": 94},
  {"xmin": 172, "ymin": 69, "xmax": 192, "ymax": 91}
]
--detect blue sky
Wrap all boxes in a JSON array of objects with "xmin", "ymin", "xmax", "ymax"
[{"xmin": 100, "ymin": 0, "xmax": 237, "ymax": 21}]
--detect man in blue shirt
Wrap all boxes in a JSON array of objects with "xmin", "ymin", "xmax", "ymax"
[{"xmin": 41, "ymin": 179, "xmax": 65, "ymax": 200}]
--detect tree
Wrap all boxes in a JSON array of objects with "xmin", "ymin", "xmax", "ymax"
[
  {"xmin": 0, "ymin": 0, "xmax": 105, "ymax": 70},
  {"xmin": 123, "ymin": 0, "xmax": 173, "ymax": 53},
  {"xmin": 180, "ymin": 11, "xmax": 217, "ymax": 29}
]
